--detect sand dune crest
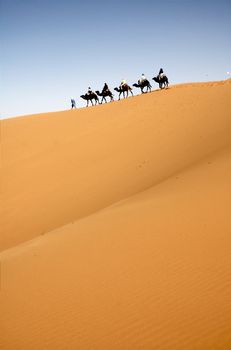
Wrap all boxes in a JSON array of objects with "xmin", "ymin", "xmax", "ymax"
[
  {"xmin": 1, "ymin": 79, "xmax": 231, "ymax": 349},
  {"xmin": 1, "ymin": 80, "xmax": 231, "ymax": 251}
]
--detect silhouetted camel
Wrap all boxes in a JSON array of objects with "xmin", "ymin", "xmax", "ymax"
[
  {"xmin": 95, "ymin": 90, "xmax": 114, "ymax": 103},
  {"xmin": 80, "ymin": 93, "xmax": 99, "ymax": 107},
  {"xmin": 133, "ymin": 79, "xmax": 152, "ymax": 93},
  {"xmin": 114, "ymin": 84, "xmax": 133, "ymax": 100},
  {"xmin": 152, "ymin": 75, "xmax": 169, "ymax": 89}
]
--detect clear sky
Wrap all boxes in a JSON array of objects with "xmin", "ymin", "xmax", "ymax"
[{"xmin": 1, "ymin": 0, "xmax": 231, "ymax": 118}]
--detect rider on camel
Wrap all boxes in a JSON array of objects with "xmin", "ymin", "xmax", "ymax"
[
  {"xmin": 158, "ymin": 68, "xmax": 165, "ymax": 80},
  {"xmin": 102, "ymin": 83, "xmax": 109, "ymax": 94},
  {"xmin": 120, "ymin": 79, "xmax": 127, "ymax": 89},
  {"xmin": 138, "ymin": 73, "xmax": 146, "ymax": 85},
  {"xmin": 87, "ymin": 87, "xmax": 93, "ymax": 95}
]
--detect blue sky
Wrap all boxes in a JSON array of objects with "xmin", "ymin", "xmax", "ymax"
[{"xmin": 1, "ymin": 0, "xmax": 231, "ymax": 118}]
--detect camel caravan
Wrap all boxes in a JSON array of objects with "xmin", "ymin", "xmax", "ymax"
[{"xmin": 74, "ymin": 69, "xmax": 169, "ymax": 108}]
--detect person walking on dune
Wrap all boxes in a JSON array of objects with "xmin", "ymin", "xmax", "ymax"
[{"xmin": 71, "ymin": 99, "xmax": 76, "ymax": 109}]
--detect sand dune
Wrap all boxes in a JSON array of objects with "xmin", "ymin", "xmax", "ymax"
[
  {"xmin": 1, "ymin": 80, "xmax": 231, "ymax": 349},
  {"xmin": 1, "ymin": 80, "xmax": 231, "ymax": 251}
]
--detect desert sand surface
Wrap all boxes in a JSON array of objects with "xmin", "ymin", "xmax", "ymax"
[
  {"xmin": 1, "ymin": 80, "xmax": 231, "ymax": 349},
  {"xmin": 1, "ymin": 80, "xmax": 231, "ymax": 251}
]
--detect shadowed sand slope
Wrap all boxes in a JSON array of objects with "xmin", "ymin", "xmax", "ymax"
[
  {"xmin": 1, "ymin": 145, "xmax": 231, "ymax": 349},
  {"xmin": 1, "ymin": 80, "xmax": 231, "ymax": 251}
]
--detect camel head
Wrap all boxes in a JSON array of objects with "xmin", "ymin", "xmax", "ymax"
[
  {"xmin": 152, "ymin": 77, "xmax": 159, "ymax": 83},
  {"xmin": 80, "ymin": 95, "xmax": 87, "ymax": 100}
]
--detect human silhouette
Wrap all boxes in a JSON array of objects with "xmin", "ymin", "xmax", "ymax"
[
  {"xmin": 158, "ymin": 68, "xmax": 164, "ymax": 80},
  {"xmin": 102, "ymin": 83, "xmax": 109, "ymax": 94},
  {"xmin": 120, "ymin": 79, "xmax": 127, "ymax": 88},
  {"xmin": 87, "ymin": 87, "xmax": 93, "ymax": 95},
  {"xmin": 138, "ymin": 73, "xmax": 146, "ymax": 84},
  {"xmin": 71, "ymin": 99, "xmax": 76, "ymax": 109}
]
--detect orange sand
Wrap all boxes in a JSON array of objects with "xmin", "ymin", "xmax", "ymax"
[{"xmin": 0, "ymin": 80, "xmax": 231, "ymax": 349}]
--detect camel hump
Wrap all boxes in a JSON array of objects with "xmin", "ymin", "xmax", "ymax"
[{"xmin": 122, "ymin": 83, "xmax": 132, "ymax": 90}]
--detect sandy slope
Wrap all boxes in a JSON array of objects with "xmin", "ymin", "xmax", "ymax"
[
  {"xmin": 1, "ymin": 80, "xmax": 231, "ymax": 349},
  {"xmin": 1, "ymin": 146, "xmax": 231, "ymax": 349},
  {"xmin": 1, "ymin": 80, "xmax": 231, "ymax": 251}
]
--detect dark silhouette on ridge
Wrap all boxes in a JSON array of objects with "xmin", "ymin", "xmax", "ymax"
[
  {"xmin": 152, "ymin": 75, "xmax": 169, "ymax": 89},
  {"xmin": 95, "ymin": 90, "xmax": 114, "ymax": 103},
  {"xmin": 133, "ymin": 79, "xmax": 152, "ymax": 93},
  {"xmin": 80, "ymin": 92, "xmax": 99, "ymax": 107},
  {"xmin": 114, "ymin": 84, "xmax": 133, "ymax": 100}
]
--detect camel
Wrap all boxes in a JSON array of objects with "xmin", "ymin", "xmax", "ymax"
[
  {"xmin": 80, "ymin": 92, "xmax": 99, "ymax": 107},
  {"xmin": 95, "ymin": 90, "xmax": 114, "ymax": 104},
  {"xmin": 114, "ymin": 84, "xmax": 133, "ymax": 100},
  {"xmin": 133, "ymin": 79, "xmax": 152, "ymax": 93},
  {"xmin": 152, "ymin": 75, "xmax": 169, "ymax": 89}
]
